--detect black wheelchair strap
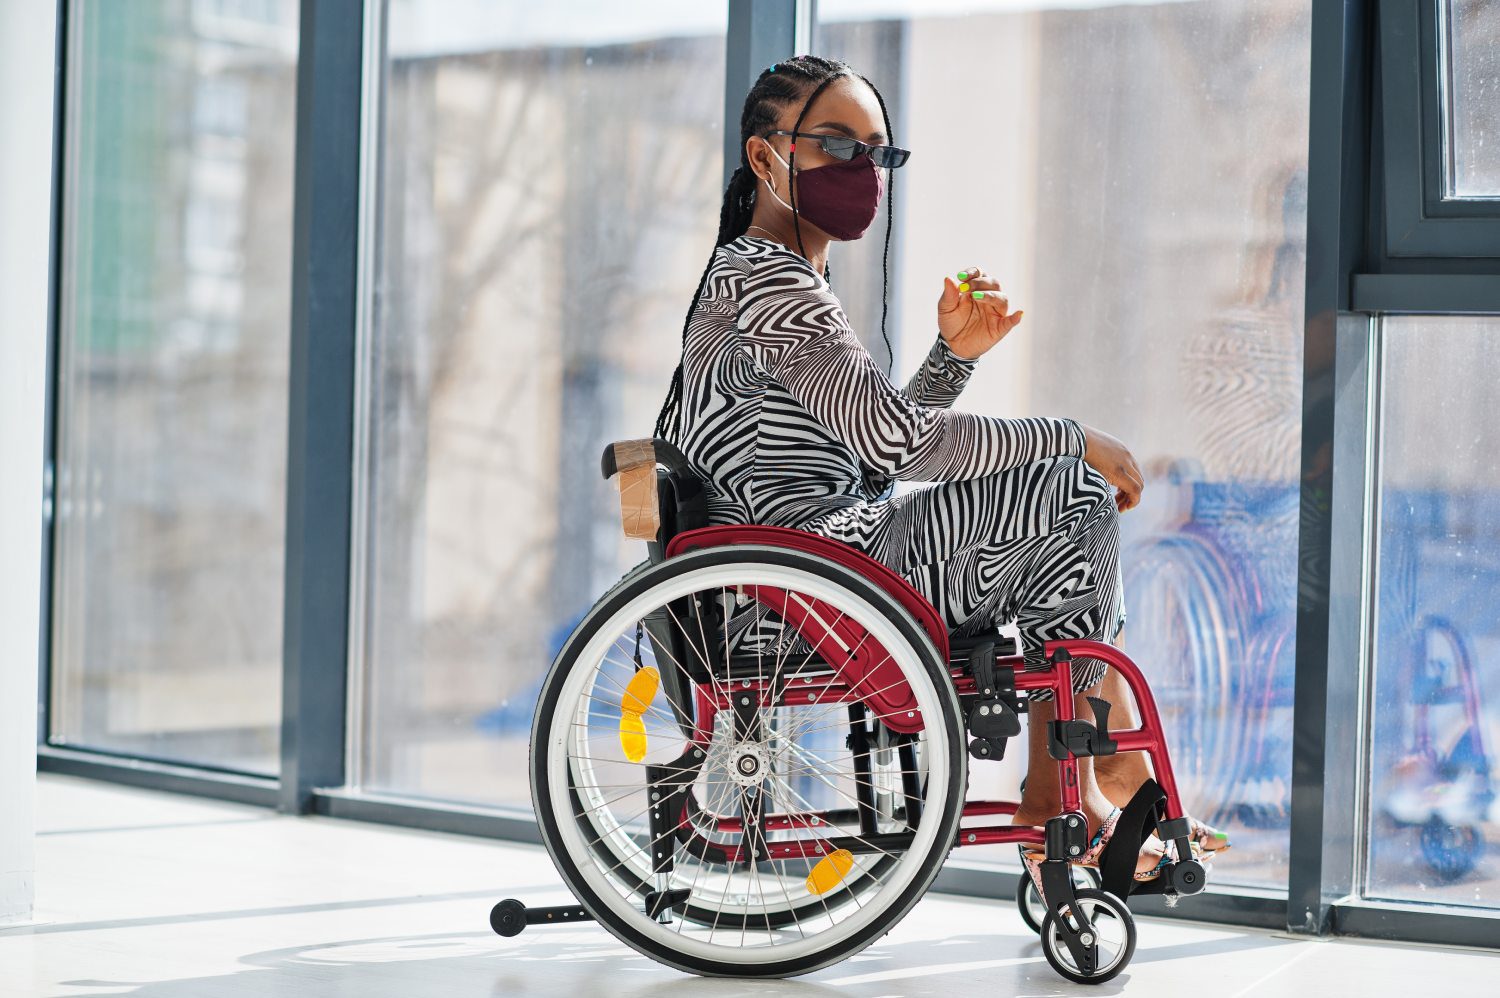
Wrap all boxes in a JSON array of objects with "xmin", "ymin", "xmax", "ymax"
[{"xmin": 1097, "ymin": 776, "xmax": 1167, "ymax": 902}]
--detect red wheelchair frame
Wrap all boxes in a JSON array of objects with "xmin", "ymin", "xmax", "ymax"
[{"xmin": 664, "ymin": 522, "xmax": 1192, "ymax": 867}]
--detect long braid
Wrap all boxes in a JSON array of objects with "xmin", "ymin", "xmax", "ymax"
[
  {"xmin": 652, "ymin": 55, "xmax": 898, "ymax": 442},
  {"xmin": 859, "ymin": 72, "xmax": 897, "ymax": 375}
]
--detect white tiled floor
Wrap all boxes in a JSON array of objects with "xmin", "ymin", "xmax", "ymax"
[{"xmin": 2, "ymin": 774, "xmax": 1496, "ymax": 997}]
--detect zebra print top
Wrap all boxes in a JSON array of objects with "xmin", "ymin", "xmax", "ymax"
[{"xmin": 675, "ymin": 232, "xmax": 1088, "ymax": 530}]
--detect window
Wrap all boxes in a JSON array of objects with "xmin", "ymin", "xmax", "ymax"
[
  {"xmin": 1365, "ymin": 315, "xmax": 1500, "ymax": 910},
  {"xmin": 351, "ymin": 1, "xmax": 730, "ymax": 807},
  {"xmin": 1440, "ymin": 0, "xmax": 1500, "ymax": 198},
  {"xmin": 820, "ymin": 0, "xmax": 1312, "ymax": 891},
  {"xmin": 49, "ymin": 0, "xmax": 299, "ymax": 773}
]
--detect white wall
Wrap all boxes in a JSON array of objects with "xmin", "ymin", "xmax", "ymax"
[{"xmin": 0, "ymin": 0, "xmax": 59, "ymax": 926}]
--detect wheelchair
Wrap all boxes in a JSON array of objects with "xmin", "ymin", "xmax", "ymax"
[{"xmin": 490, "ymin": 438, "xmax": 1210, "ymax": 984}]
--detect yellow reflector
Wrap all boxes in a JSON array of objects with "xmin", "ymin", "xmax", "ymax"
[
  {"xmin": 619, "ymin": 711, "xmax": 647, "ymax": 762},
  {"xmin": 622, "ymin": 666, "xmax": 660, "ymax": 715},
  {"xmin": 805, "ymin": 848, "xmax": 855, "ymax": 895}
]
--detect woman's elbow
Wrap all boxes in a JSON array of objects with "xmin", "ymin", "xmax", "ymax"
[{"xmin": 856, "ymin": 429, "xmax": 945, "ymax": 480}]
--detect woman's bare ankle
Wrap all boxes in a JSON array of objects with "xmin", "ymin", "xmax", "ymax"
[{"xmin": 1010, "ymin": 792, "xmax": 1061, "ymax": 826}]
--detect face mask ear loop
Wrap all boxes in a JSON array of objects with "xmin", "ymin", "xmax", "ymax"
[{"xmin": 763, "ymin": 141, "xmax": 797, "ymax": 214}]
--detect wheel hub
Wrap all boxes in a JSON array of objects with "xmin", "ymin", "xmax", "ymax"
[{"xmin": 728, "ymin": 742, "xmax": 771, "ymax": 787}]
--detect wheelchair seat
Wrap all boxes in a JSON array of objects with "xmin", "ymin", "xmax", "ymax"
[{"xmin": 601, "ymin": 437, "xmax": 1015, "ymax": 665}]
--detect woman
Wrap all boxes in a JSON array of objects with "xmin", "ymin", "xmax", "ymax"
[{"xmin": 652, "ymin": 54, "xmax": 1230, "ymax": 895}]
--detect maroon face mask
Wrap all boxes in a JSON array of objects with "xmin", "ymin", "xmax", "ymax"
[{"xmin": 764, "ymin": 143, "xmax": 884, "ymax": 240}]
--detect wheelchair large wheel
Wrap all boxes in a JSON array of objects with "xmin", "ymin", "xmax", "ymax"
[
  {"xmin": 563, "ymin": 560, "xmax": 908, "ymax": 926},
  {"xmin": 530, "ymin": 543, "xmax": 967, "ymax": 978}
]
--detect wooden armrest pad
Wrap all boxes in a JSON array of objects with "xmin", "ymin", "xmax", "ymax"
[{"xmin": 607, "ymin": 440, "xmax": 661, "ymax": 541}]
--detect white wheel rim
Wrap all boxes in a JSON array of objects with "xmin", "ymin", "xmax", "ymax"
[
  {"xmin": 542, "ymin": 560, "xmax": 954, "ymax": 966},
  {"xmin": 1046, "ymin": 895, "xmax": 1131, "ymax": 976}
]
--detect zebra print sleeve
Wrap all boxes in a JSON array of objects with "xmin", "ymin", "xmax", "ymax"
[
  {"xmin": 738, "ymin": 280, "xmax": 1087, "ymax": 481},
  {"xmin": 857, "ymin": 334, "xmax": 978, "ymax": 499},
  {"xmin": 902, "ymin": 333, "xmax": 978, "ymax": 409}
]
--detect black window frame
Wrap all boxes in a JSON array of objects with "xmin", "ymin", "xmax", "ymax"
[{"xmin": 1376, "ymin": 0, "xmax": 1500, "ymax": 263}]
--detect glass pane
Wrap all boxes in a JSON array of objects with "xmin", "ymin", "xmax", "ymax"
[
  {"xmin": 1366, "ymin": 315, "xmax": 1500, "ymax": 909},
  {"xmin": 819, "ymin": 0, "xmax": 1311, "ymax": 891},
  {"xmin": 358, "ymin": 1, "xmax": 729, "ymax": 806},
  {"xmin": 1443, "ymin": 0, "xmax": 1500, "ymax": 197},
  {"xmin": 50, "ymin": 0, "xmax": 299, "ymax": 773}
]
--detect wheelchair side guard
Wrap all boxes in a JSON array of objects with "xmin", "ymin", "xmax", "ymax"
[
  {"xmin": 738, "ymin": 581, "xmax": 925, "ymax": 735},
  {"xmin": 1096, "ymin": 777, "xmax": 1209, "ymax": 903},
  {"xmin": 664, "ymin": 525, "xmax": 951, "ymax": 659},
  {"xmin": 664, "ymin": 524, "xmax": 958, "ymax": 737}
]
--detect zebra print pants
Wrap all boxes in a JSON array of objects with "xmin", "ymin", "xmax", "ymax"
[{"xmin": 798, "ymin": 452, "xmax": 1126, "ymax": 702}]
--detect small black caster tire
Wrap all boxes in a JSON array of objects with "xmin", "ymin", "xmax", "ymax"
[
  {"xmin": 1038, "ymin": 888, "xmax": 1136, "ymax": 984},
  {"xmin": 1170, "ymin": 857, "xmax": 1208, "ymax": 895},
  {"xmin": 1014, "ymin": 847, "xmax": 1102, "ymax": 935},
  {"xmin": 491, "ymin": 898, "xmax": 527, "ymax": 937}
]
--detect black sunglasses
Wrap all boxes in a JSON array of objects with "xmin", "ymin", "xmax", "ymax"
[{"xmin": 765, "ymin": 129, "xmax": 912, "ymax": 168}]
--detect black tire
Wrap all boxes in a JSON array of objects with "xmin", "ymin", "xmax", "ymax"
[
  {"xmin": 529, "ymin": 544, "xmax": 967, "ymax": 978},
  {"xmin": 1038, "ymin": 888, "xmax": 1136, "ymax": 984},
  {"xmin": 489, "ymin": 899, "xmax": 526, "ymax": 937}
]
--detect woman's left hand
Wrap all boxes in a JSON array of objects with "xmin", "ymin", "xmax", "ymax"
[{"xmin": 936, "ymin": 265, "xmax": 1023, "ymax": 361}]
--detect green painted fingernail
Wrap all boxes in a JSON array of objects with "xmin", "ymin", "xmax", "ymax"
[
  {"xmin": 957, "ymin": 271, "xmax": 968, "ymax": 279},
  {"xmin": 972, "ymin": 290, "xmax": 984, "ymax": 299},
  {"xmin": 1215, "ymin": 832, "xmax": 1229, "ymax": 839}
]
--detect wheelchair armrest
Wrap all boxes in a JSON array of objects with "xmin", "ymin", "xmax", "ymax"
[{"xmin": 600, "ymin": 438, "xmax": 709, "ymax": 545}]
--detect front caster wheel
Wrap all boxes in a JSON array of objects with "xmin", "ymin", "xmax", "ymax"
[{"xmin": 1038, "ymin": 888, "xmax": 1136, "ymax": 984}]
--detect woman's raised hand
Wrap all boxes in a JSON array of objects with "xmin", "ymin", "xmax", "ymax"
[
  {"xmin": 936, "ymin": 264, "xmax": 1023, "ymax": 361},
  {"xmin": 1077, "ymin": 421, "xmax": 1144, "ymax": 513}
]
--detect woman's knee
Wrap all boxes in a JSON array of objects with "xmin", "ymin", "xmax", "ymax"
[{"xmin": 1047, "ymin": 455, "xmax": 1118, "ymax": 534}]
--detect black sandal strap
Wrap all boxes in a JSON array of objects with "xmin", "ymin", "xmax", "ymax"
[{"xmin": 1097, "ymin": 776, "xmax": 1167, "ymax": 901}]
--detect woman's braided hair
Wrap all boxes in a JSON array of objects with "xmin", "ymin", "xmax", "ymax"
[{"xmin": 652, "ymin": 53, "xmax": 898, "ymax": 443}]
